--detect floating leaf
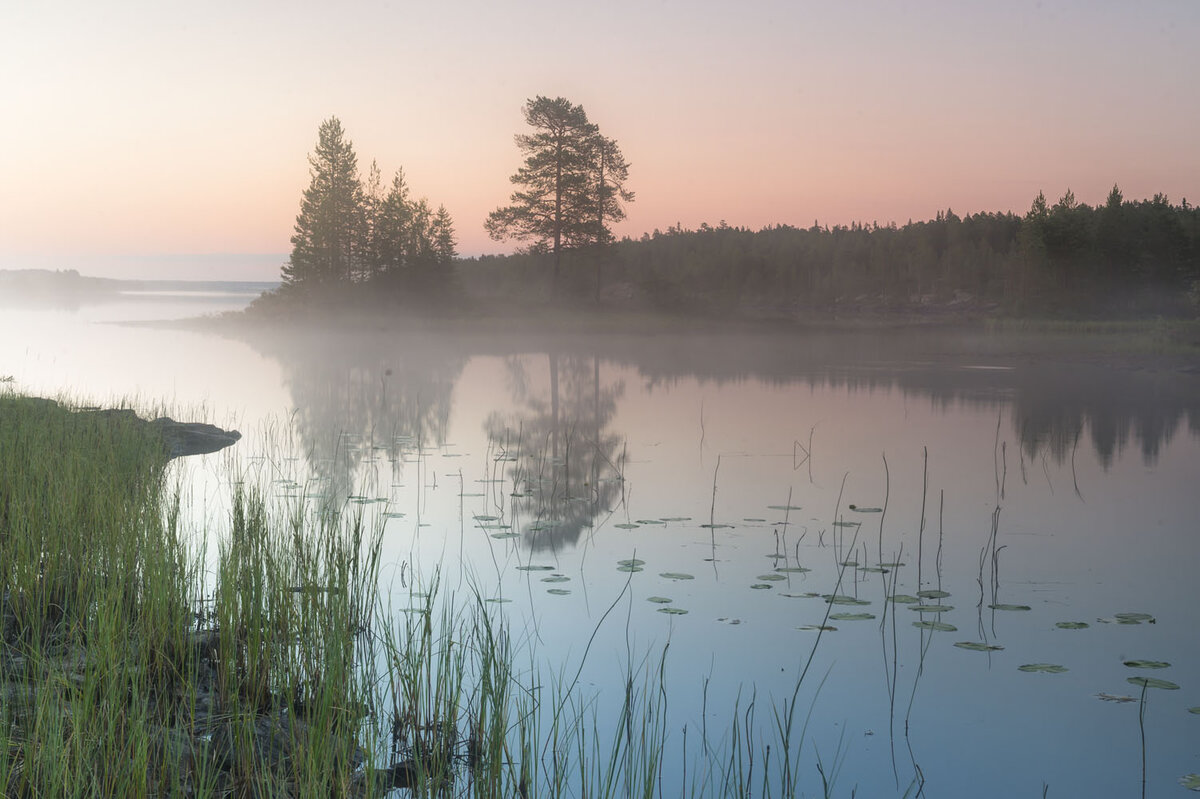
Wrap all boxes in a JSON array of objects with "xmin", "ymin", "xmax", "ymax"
[
  {"xmin": 1180, "ymin": 774, "xmax": 1200, "ymax": 791},
  {"xmin": 917, "ymin": 589, "xmax": 951, "ymax": 599},
  {"xmin": 658, "ymin": 607, "xmax": 688, "ymax": 615},
  {"xmin": 780, "ymin": 592, "xmax": 821, "ymax": 599},
  {"xmin": 877, "ymin": 561, "xmax": 905, "ymax": 568},
  {"xmin": 829, "ymin": 612, "xmax": 875, "ymax": 621},
  {"xmin": 541, "ymin": 575, "xmax": 570, "ymax": 583},
  {"xmin": 849, "ymin": 506, "xmax": 883, "ymax": 513},
  {"xmin": 768, "ymin": 504, "xmax": 803, "ymax": 511},
  {"xmin": 824, "ymin": 595, "xmax": 870, "ymax": 606},
  {"xmin": 1019, "ymin": 663, "xmax": 1068, "ymax": 673},
  {"xmin": 614, "ymin": 523, "xmax": 640, "ymax": 529},
  {"xmin": 616, "ymin": 565, "xmax": 644, "ymax": 573},
  {"xmin": 490, "ymin": 532, "xmax": 519, "ymax": 539},
  {"xmin": 840, "ymin": 561, "xmax": 859, "ymax": 567},
  {"xmin": 913, "ymin": 621, "xmax": 956, "ymax": 632},
  {"xmin": 1124, "ymin": 660, "xmax": 1170, "ymax": 669},
  {"xmin": 1127, "ymin": 676, "xmax": 1179, "ymax": 690},
  {"xmin": 743, "ymin": 517, "xmax": 767, "ymax": 522},
  {"xmin": 660, "ymin": 572, "xmax": 695, "ymax": 581},
  {"xmin": 659, "ymin": 516, "xmax": 692, "ymax": 522},
  {"xmin": 750, "ymin": 584, "xmax": 773, "ymax": 590},
  {"xmin": 618, "ymin": 559, "xmax": 646, "ymax": 567},
  {"xmin": 910, "ymin": 605, "xmax": 954, "ymax": 613},
  {"xmin": 474, "ymin": 514, "xmax": 500, "ymax": 522},
  {"xmin": 700, "ymin": 523, "xmax": 734, "ymax": 529},
  {"xmin": 635, "ymin": 519, "xmax": 666, "ymax": 525},
  {"xmin": 1189, "ymin": 707, "xmax": 1200, "ymax": 715},
  {"xmin": 955, "ymin": 642, "xmax": 1004, "ymax": 652},
  {"xmin": 1114, "ymin": 612, "xmax": 1155, "ymax": 623},
  {"xmin": 774, "ymin": 566, "xmax": 811, "ymax": 573},
  {"xmin": 516, "ymin": 565, "xmax": 555, "ymax": 572},
  {"xmin": 832, "ymin": 521, "xmax": 861, "ymax": 528},
  {"xmin": 756, "ymin": 574, "xmax": 786, "ymax": 582},
  {"xmin": 1096, "ymin": 693, "xmax": 1138, "ymax": 703},
  {"xmin": 797, "ymin": 625, "xmax": 837, "ymax": 632},
  {"xmin": 547, "ymin": 588, "xmax": 570, "ymax": 596},
  {"xmin": 646, "ymin": 596, "xmax": 673, "ymax": 604},
  {"xmin": 860, "ymin": 567, "xmax": 889, "ymax": 573},
  {"xmin": 889, "ymin": 594, "xmax": 920, "ymax": 604},
  {"xmin": 1055, "ymin": 621, "xmax": 1089, "ymax": 630},
  {"xmin": 484, "ymin": 598, "xmax": 511, "ymax": 604},
  {"xmin": 989, "ymin": 604, "xmax": 1031, "ymax": 612}
]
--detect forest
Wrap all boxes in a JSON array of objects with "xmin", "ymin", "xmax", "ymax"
[{"xmin": 460, "ymin": 187, "xmax": 1200, "ymax": 318}]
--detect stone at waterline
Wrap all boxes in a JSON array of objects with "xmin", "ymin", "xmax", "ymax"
[{"xmin": 83, "ymin": 407, "xmax": 242, "ymax": 458}]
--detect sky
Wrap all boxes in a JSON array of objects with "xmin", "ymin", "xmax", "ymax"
[{"xmin": 2, "ymin": 0, "xmax": 1198, "ymax": 280}]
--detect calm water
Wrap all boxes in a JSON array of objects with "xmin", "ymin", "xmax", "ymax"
[{"xmin": 2, "ymin": 286, "xmax": 1199, "ymax": 797}]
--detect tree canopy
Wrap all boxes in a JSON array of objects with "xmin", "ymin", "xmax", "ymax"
[{"xmin": 485, "ymin": 97, "xmax": 633, "ymax": 294}]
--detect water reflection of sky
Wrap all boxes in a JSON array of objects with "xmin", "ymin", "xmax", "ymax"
[{"xmin": 2, "ymin": 295, "xmax": 1199, "ymax": 797}]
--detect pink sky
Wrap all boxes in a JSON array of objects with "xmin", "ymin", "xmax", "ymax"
[{"xmin": 2, "ymin": 1, "xmax": 1197, "ymax": 280}]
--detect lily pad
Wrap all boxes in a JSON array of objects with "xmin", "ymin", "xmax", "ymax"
[
  {"xmin": 1127, "ymin": 676, "xmax": 1179, "ymax": 690},
  {"xmin": 750, "ymin": 584, "xmax": 773, "ymax": 590},
  {"xmin": 824, "ymin": 595, "xmax": 870, "ymax": 606},
  {"xmin": 635, "ymin": 519, "xmax": 666, "ymax": 525},
  {"xmin": 849, "ymin": 506, "xmax": 883, "ymax": 513},
  {"xmin": 832, "ymin": 521, "xmax": 861, "ymax": 528},
  {"xmin": 646, "ymin": 596, "xmax": 673, "ymax": 604},
  {"xmin": 1188, "ymin": 707, "xmax": 1200, "ymax": 715},
  {"xmin": 840, "ymin": 560, "xmax": 859, "ymax": 567},
  {"xmin": 955, "ymin": 642, "xmax": 1004, "ymax": 652},
  {"xmin": 617, "ymin": 565, "xmax": 644, "ymax": 573},
  {"xmin": 797, "ymin": 625, "xmax": 837, "ymax": 632},
  {"xmin": 1019, "ymin": 663, "xmax": 1068, "ymax": 673},
  {"xmin": 1114, "ymin": 612, "xmax": 1155, "ymax": 623},
  {"xmin": 700, "ymin": 523, "xmax": 734, "ymax": 529},
  {"xmin": 473, "ymin": 514, "xmax": 500, "ymax": 522},
  {"xmin": 756, "ymin": 574, "xmax": 786, "ymax": 582},
  {"xmin": 1180, "ymin": 774, "xmax": 1200, "ymax": 791},
  {"xmin": 547, "ymin": 588, "xmax": 571, "ymax": 596},
  {"xmin": 917, "ymin": 589, "xmax": 951, "ymax": 599},
  {"xmin": 989, "ymin": 604, "xmax": 1031, "ymax": 612},
  {"xmin": 614, "ymin": 523, "xmax": 641, "ymax": 529},
  {"xmin": 877, "ymin": 561, "xmax": 905, "ymax": 568},
  {"xmin": 829, "ymin": 612, "xmax": 875, "ymax": 621},
  {"xmin": 889, "ymin": 594, "xmax": 920, "ymax": 604},
  {"xmin": 659, "ymin": 516, "xmax": 692, "ymax": 522},
  {"xmin": 743, "ymin": 517, "xmax": 768, "ymax": 522},
  {"xmin": 516, "ymin": 565, "xmax": 555, "ymax": 572},
  {"xmin": 1124, "ymin": 660, "xmax": 1170, "ymax": 669},
  {"xmin": 768, "ymin": 504, "xmax": 803, "ymax": 510},
  {"xmin": 490, "ymin": 532, "xmax": 520, "ymax": 539},
  {"xmin": 541, "ymin": 575, "xmax": 570, "ymax": 583},
  {"xmin": 913, "ymin": 621, "xmax": 956, "ymax": 632},
  {"xmin": 617, "ymin": 559, "xmax": 646, "ymax": 567},
  {"xmin": 910, "ymin": 605, "xmax": 954, "ymax": 613},
  {"xmin": 658, "ymin": 607, "xmax": 688, "ymax": 615},
  {"xmin": 860, "ymin": 567, "xmax": 889, "ymax": 573},
  {"xmin": 660, "ymin": 572, "xmax": 695, "ymax": 581},
  {"xmin": 774, "ymin": 566, "xmax": 811, "ymax": 573},
  {"xmin": 1055, "ymin": 621, "xmax": 1089, "ymax": 630},
  {"xmin": 780, "ymin": 592, "xmax": 821, "ymax": 599},
  {"xmin": 484, "ymin": 598, "xmax": 511, "ymax": 604}
]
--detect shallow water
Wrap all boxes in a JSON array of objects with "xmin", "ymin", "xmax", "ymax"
[{"xmin": 2, "ymin": 287, "xmax": 1199, "ymax": 797}]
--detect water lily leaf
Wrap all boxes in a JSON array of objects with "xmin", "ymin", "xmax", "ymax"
[
  {"xmin": 829, "ymin": 612, "xmax": 875, "ymax": 621},
  {"xmin": 768, "ymin": 504, "xmax": 803, "ymax": 510},
  {"xmin": 516, "ymin": 565, "xmax": 555, "ymax": 572},
  {"xmin": 889, "ymin": 594, "xmax": 920, "ymax": 604},
  {"xmin": 955, "ymin": 642, "xmax": 1004, "ymax": 652},
  {"xmin": 750, "ymin": 584, "xmax": 773, "ymax": 590},
  {"xmin": 1019, "ymin": 663, "xmax": 1068, "ymax": 673},
  {"xmin": 484, "ymin": 598, "xmax": 511, "ymax": 604},
  {"xmin": 1180, "ymin": 774, "xmax": 1200, "ymax": 791},
  {"xmin": 989, "ymin": 604, "xmax": 1031, "ymax": 612},
  {"xmin": 910, "ymin": 605, "xmax": 954, "ymax": 613},
  {"xmin": 547, "ymin": 588, "xmax": 570, "ymax": 596},
  {"xmin": 1055, "ymin": 621, "xmax": 1089, "ymax": 630},
  {"xmin": 832, "ymin": 521, "xmax": 861, "ymax": 528},
  {"xmin": 1189, "ymin": 707, "xmax": 1200, "ymax": 715},
  {"xmin": 840, "ymin": 560, "xmax": 859, "ymax": 567},
  {"xmin": 774, "ymin": 566, "xmax": 811, "ymax": 573},
  {"xmin": 660, "ymin": 572, "xmax": 695, "ymax": 581},
  {"xmin": 635, "ymin": 519, "xmax": 665, "ymax": 525},
  {"xmin": 859, "ymin": 566, "xmax": 889, "ymax": 573},
  {"xmin": 849, "ymin": 506, "xmax": 883, "ymax": 513},
  {"xmin": 912, "ymin": 621, "xmax": 956, "ymax": 632},
  {"xmin": 659, "ymin": 516, "xmax": 692, "ymax": 522},
  {"xmin": 700, "ymin": 523, "xmax": 734, "ymax": 529},
  {"xmin": 1096, "ymin": 693, "xmax": 1137, "ymax": 703},
  {"xmin": 877, "ymin": 561, "xmax": 905, "ymax": 568},
  {"xmin": 617, "ymin": 565, "xmax": 644, "ymax": 573},
  {"xmin": 1114, "ymin": 612, "xmax": 1155, "ymax": 623},
  {"xmin": 1127, "ymin": 676, "xmax": 1179, "ymax": 690},
  {"xmin": 618, "ymin": 559, "xmax": 646, "ymax": 567},
  {"xmin": 474, "ymin": 514, "xmax": 500, "ymax": 521},
  {"xmin": 917, "ymin": 590, "xmax": 951, "ymax": 599},
  {"xmin": 780, "ymin": 592, "xmax": 821, "ymax": 599},
  {"xmin": 797, "ymin": 625, "xmax": 837, "ymax": 632},
  {"xmin": 490, "ymin": 532, "xmax": 519, "ymax": 539},
  {"xmin": 658, "ymin": 607, "xmax": 688, "ymax": 615},
  {"xmin": 541, "ymin": 575, "xmax": 570, "ymax": 583},
  {"xmin": 614, "ymin": 523, "xmax": 640, "ymax": 529},
  {"xmin": 743, "ymin": 517, "xmax": 767, "ymax": 522},
  {"xmin": 756, "ymin": 574, "xmax": 786, "ymax": 581},
  {"xmin": 646, "ymin": 596, "xmax": 672, "ymax": 604},
  {"xmin": 1124, "ymin": 660, "xmax": 1170, "ymax": 669},
  {"xmin": 824, "ymin": 595, "xmax": 870, "ymax": 606}
]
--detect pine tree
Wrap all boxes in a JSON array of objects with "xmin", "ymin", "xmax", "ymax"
[{"xmin": 282, "ymin": 117, "xmax": 365, "ymax": 289}]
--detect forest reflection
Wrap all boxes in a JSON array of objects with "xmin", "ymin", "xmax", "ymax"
[{"xmin": 238, "ymin": 326, "xmax": 1200, "ymax": 532}]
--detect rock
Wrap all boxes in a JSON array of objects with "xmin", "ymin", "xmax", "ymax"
[{"xmin": 149, "ymin": 416, "xmax": 242, "ymax": 459}]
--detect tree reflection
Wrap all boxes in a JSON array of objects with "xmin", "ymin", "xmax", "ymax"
[{"xmin": 486, "ymin": 351, "xmax": 626, "ymax": 552}]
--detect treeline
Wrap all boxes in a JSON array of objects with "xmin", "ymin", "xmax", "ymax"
[
  {"xmin": 276, "ymin": 117, "xmax": 457, "ymax": 301},
  {"xmin": 460, "ymin": 187, "xmax": 1200, "ymax": 317}
]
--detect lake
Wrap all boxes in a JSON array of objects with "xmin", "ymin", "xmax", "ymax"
[{"xmin": 2, "ymin": 285, "xmax": 1198, "ymax": 797}]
